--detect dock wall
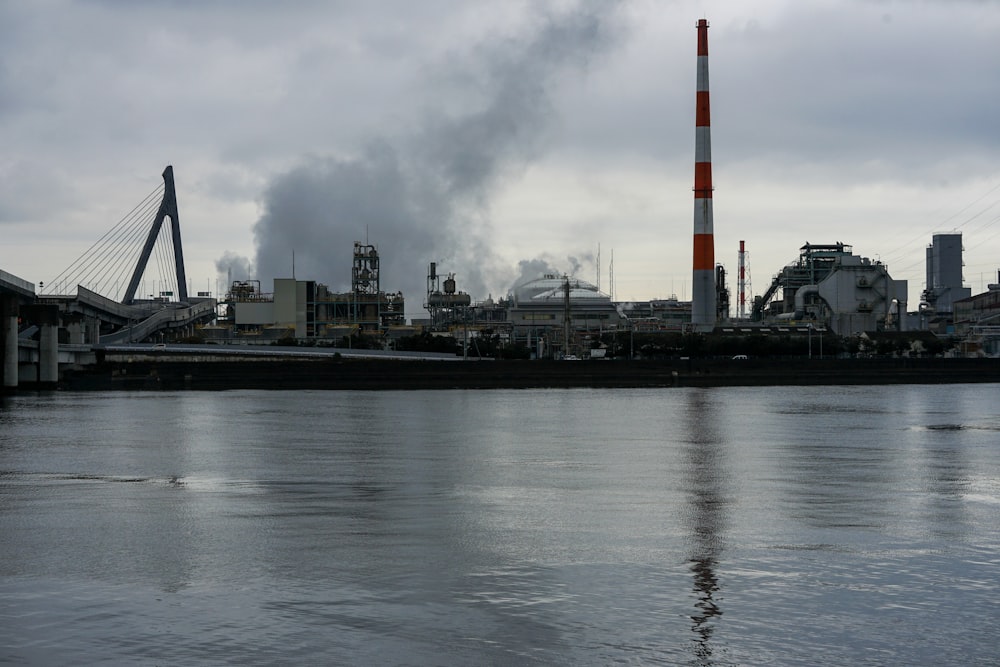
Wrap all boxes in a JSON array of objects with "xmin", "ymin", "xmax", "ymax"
[{"xmin": 61, "ymin": 357, "xmax": 1000, "ymax": 391}]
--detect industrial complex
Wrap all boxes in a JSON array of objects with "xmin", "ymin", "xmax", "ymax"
[
  {"xmin": 3, "ymin": 19, "xmax": 999, "ymax": 390},
  {"xmin": 207, "ymin": 242, "xmax": 406, "ymax": 342},
  {"xmin": 195, "ymin": 20, "xmax": 997, "ymax": 359}
]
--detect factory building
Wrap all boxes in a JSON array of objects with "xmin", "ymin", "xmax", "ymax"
[
  {"xmin": 212, "ymin": 242, "xmax": 405, "ymax": 342},
  {"xmin": 420, "ymin": 268, "xmax": 622, "ymax": 355},
  {"xmin": 509, "ymin": 275, "xmax": 620, "ymax": 329},
  {"xmin": 423, "ymin": 262, "xmax": 472, "ymax": 330},
  {"xmin": 753, "ymin": 243, "xmax": 908, "ymax": 335},
  {"xmin": 952, "ymin": 275, "xmax": 1000, "ymax": 355},
  {"xmin": 919, "ymin": 233, "xmax": 972, "ymax": 333},
  {"xmin": 506, "ymin": 274, "xmax": 621, "ymax": 358},
  {"xmin": 618, "ymin": 298, "xmax": 692, "ymax": 331}
]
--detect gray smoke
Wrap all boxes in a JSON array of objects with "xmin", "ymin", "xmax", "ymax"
[
  {"xmin": 567, "ymin": 253, "xmax": 593, "ymax": 277},
  {"xmin": 219, "ymin": 1, "xmax": 624, "ymax": 316},
  {"xmin": 251, "ymin": 140, "xmax": 431, "ymax": 293},
  {"xmin": 509, "ymin": 251, "xmax": 597, "ymax": 294},
  {"xmin": 215, "ymin": 251, "xmax": 253, "ymax": 283},
  {"xmin": 512, "ymin": 257, "xmax": 563, "ymax": 291}
]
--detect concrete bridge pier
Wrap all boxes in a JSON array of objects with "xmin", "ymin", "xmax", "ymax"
[
  {"xmin": 39, "ymin": 321, "xmax": 59, "ymax": 387},
  {"xmin": 2, "ymin": 294, "xmax": 17, "ymax": 390},
  {"xmin": 20, "ymin": 304, "xmax": 61, "ymax": 389},
  {"xmin": 65, "ymin": 313, "xmax": 100, "ymax": 345},
  {"xmin": 88, "ymin": 316, "xmax": 101, "ymax": 344}
]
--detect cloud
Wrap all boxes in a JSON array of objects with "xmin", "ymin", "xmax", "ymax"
[{"xmin": 3, "ymin": 1, "xmax": 999, "ymax": 311}]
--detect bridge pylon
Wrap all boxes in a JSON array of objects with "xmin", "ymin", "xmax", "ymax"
[{"xmin": 122, "ymin": 165, "xmax": 188, "ymax": 304}]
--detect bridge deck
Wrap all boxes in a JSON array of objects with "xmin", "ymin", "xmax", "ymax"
[{"xmin": 0, "ymin": 269, "xmax": 36, "ymax": 300}]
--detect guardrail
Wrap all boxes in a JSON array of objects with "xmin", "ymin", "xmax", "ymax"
[
  {"xmin": 76, "ymin": 287, "xmax": 148, "ymax": 320},
  {"xmin": 99, "ymin": 299, "xmax": 217, "ymax": 344}
]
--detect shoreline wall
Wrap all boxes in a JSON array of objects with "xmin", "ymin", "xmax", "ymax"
[{"xmin": 57, "ymin": 357, "xmax": 1000, "ymax": 391}]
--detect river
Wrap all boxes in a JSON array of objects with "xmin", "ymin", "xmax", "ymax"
[{"xmin": 2, "ymin": 385, "xmax": 998, "ymax": 665}]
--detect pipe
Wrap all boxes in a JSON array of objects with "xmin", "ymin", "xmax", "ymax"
[{"xmin": 794, "ymin": 285, "xmax": 820, "ymax": 313}]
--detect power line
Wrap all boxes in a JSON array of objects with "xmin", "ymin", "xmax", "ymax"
[{"xmin": 880, "ymin": 179, "xmax": 1000, "ymax": 267}]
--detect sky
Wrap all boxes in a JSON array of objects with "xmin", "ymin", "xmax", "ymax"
[{"xmin": 2, "ymin": 0, "xmax": 999, "ymax": 321}]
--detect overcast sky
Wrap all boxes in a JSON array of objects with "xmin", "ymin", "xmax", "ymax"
[{"xmin": 2, "ymin": 0, "xmax": 999, "ymax": 320}]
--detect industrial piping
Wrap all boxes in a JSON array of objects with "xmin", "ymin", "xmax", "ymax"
[{"xmin": 691, "ymin": 19, "xmax": 716, "ymax": 330}]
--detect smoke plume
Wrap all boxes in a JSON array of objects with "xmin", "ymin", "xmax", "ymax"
[
  {"xmin": 509, "ymin": 252, "xmax": 599, "ymax": 294},
  {"xmin": 215, "ymin": 251, "xmax": 253, "ymax": 284},
  {"xmin": 219, "ymin": 1, "xmax": 624, "ymax": 316}
]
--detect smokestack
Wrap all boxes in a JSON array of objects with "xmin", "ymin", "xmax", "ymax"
[
  {"xmin": 738, "ymin": 240, "xmax": 746, "ymax": 320},
  {"xmin": 691, "ymin": 18, "xmax": 716, "ymax": 330}
]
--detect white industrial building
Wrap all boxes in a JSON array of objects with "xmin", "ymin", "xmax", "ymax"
[
  {"xmin": 504, "ymin": 274, "xmax": 621, "ymax": 357},
  {"xmin": 754, "ymin": 243, "xmax": 908, "ymax": 335}
]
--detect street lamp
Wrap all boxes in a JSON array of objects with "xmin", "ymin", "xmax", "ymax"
[{"xmin": 808, "ymin": 323, "xmax": 813, "ymax": 359}]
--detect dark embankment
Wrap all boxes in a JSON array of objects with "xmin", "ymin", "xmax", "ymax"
[{"xmin": 61, "ymin": 357, "xmax": 1000, "ymax": 391}]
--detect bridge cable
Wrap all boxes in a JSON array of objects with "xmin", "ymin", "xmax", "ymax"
[
  {"xmin": 72, "ymin": 193, "xmax": 162, "ymax": 298},
  {"xmin": 46, "ymin": 183, "xmax": 164, "ymax": 294},
  {"xmin": 45, "ymin": 183, "xmax": 163, "ymax": 289},
  {"xmin": 91, "ymin": 208, "xmax": 157, "ymax": 298},
  {"xmin": 75, "ymin": 196, "xmax": 158, "ymax": 289},
  {"xmin": 157, "ymin": 220, "xmax": 176, "ymax": 297},
  {"xmin": 105, "ymin": 204, "xmax": 164, "ymax": 300}
]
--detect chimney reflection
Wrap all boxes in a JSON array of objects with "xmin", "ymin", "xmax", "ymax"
[
  {"xmin": 683, "ymin": 389, "xmax": 728, "ymax": 664},
  {"xmin": 690, "ymin": 554, "xmax": 721, "ymax": 662}
]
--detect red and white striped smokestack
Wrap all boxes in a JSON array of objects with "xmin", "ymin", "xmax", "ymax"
[
  {"xmin": 691, "ymin": 18, "xmax": 716, "ymax": 330},
  {"xmin": 738, "ymin": 240, "xmax": 746, "ymax": 319}
]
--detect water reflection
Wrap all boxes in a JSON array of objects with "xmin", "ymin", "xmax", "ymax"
[
  {"xmin": 906, "ymin": 387, "xmax": 974, "ymax": 540},
  {"xmin": 682, "ymin": 389, "xmax": 729, "ymax": 664},
  {"xmin": 777, "ymin": 440, "xmax": 896, "ymax": 529},
  {"xmin": 3, "ymin": 387, "xmax": 998, "ymax": 664},
  {"xmin": 924, "ymin": 441, "xmax": 971, "ymax": 540}
]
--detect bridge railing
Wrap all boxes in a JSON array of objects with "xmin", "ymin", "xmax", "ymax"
[
  {"xmin": 99, "ymin": 298, "xmax": 217, "ymax": 344},
  {"xmin": 76, "ymin": 287, "xmax": 148, "ymax": 320}
]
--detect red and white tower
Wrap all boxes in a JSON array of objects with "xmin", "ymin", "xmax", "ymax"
[
  {"xmin": 691, "ymin": 18, "xmax": 716, "ymax": 330},
  {"xmin": 738, "ymin": 240, "xmax": 746, "ymax": 320}
]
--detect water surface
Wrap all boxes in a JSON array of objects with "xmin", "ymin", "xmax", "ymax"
[{"xmin": 2, "ymin": 385, "xmax": 998, "ymax": 665}]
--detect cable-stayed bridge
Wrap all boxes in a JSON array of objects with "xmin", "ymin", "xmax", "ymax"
[
  {"xmin": 42, "ymin": 165, "xmax": 193, "ymax": 305},
  {"xmin": 2, "ymin": 166, "xmax": 217, "ymax": 389}
]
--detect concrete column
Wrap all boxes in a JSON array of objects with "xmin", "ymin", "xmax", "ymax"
[
  {"xmin": 39, "ymin": 322, "xmax": 59, "ymax": 386},
  {"xmin": 3, "ymin": 307, "xmax": 17, "ymax": 389},
  {"xmin": 67, "ymin": 318, "xmax": 85, "ymax": 345}
]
